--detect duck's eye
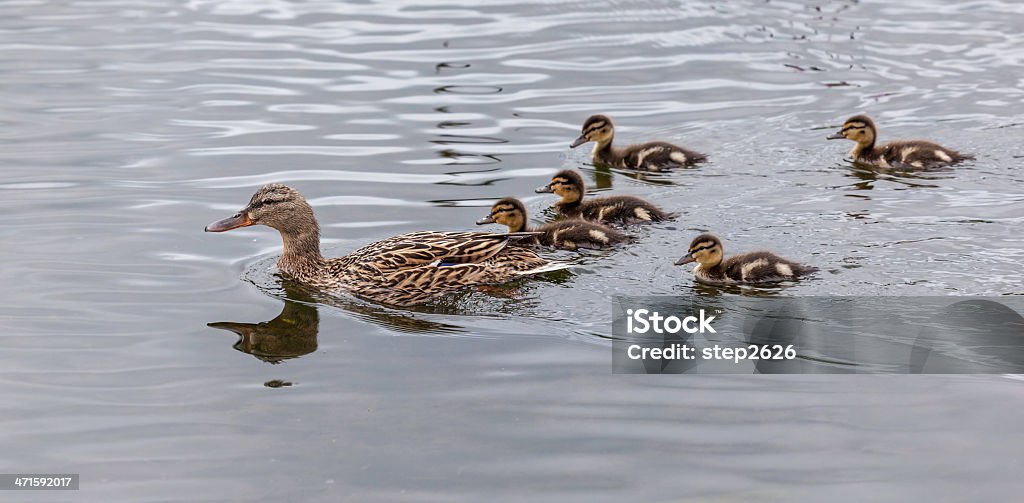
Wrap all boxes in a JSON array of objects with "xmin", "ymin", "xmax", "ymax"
[{"xmin": 253, "ymin": 197, "xmax": 284, "ymax": 208}]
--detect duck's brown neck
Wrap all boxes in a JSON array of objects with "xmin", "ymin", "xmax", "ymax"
[
  {"xmin": 698, "ymin": 252, "xmax": 725, "ymax": 273},
  {"xmin": 277, "ymin": 224, "xmax": 326, "ymax": 277},
  {"xmin": 695, "ymin": 261, "xmax": 726, "ymax": 280},
  {"xmin": 701, "ymin": 260, "xmax": 723, "ymax": 272},
  {"xmin": 593, "ymin": 139, "xmax": 614, "ymax": 158},
  {"xmin": 852, "ymin": 137, "xmax": 876, "ymax": 159},
  {"xmin": 556, "ymin": 198, "xmax": 582, "ymax": 214},
  {"xmin": 507, "ymin": 220, "xmax": 529, "ymax": 233}
]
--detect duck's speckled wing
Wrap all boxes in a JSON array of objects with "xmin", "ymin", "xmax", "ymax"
[
  {"xmin": 336, "ymin": 231, "xmax": 557, "ymax": 306},
  {"xmin": 347, "ymin": 231, "xmax": 525, "ymax": 271}
]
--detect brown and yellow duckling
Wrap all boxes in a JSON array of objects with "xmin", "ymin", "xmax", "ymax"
[
  {"xmin": 476, "ymin": 197, "xmax": 630, "ymax": 251},
  {"xmin": 570, "ymin": 114, "xmax": 706, "ymax": 171},
  {"xmin": 535, "ymin": 169, "xmax": 673, "ymax": 225},
  {"xmin": 205, "ymin": 184, "xmax": 567, "ymax": 307},
  {"xmin": 675, "ymin": 233, "xmax": 818, "ymax": 285},
  {"xmin": 827, "ymin": 114, "xmax": 972, "ymax": 169}
]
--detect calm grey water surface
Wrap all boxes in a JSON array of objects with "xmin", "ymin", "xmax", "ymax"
[{"xmin": 2, "ymin": 0, "xmax": 1023, "ymax": 501}]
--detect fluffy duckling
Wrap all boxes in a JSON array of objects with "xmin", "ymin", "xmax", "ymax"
[
  {"xmin": 674, "ymin": 233, "xmax": 817, "ymax": 284},
  {"xmin": 570, "ymin": 114, "xmax": 706, "ymax": 171},
  {"xmin": 476, "ymin": 197, "xmax": 630, "ymax": 251},
  {"xmin": 535, "ymin": 170, "xmax": 673, "ymax": 225},
  {"xmin": 827, "ymin": 114, "xmax": 972, "ymax": 169},
  {"xmin": 205, "ymin": 184, "xmax": 567, "ymax": 307}
]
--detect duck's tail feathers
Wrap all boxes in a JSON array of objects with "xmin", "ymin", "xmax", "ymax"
[
  {"xmin": 502, "ymin": 231, "xmax": 544, "ymax": 240},
  {"xmin": 517, "ymin": 260, "xmax": 574, "ymax": 276},
  {"xmin": 798, "ymin": 265, "xmax": 820, "ymax": 275},
  {"xmin": 658, "ymin": 211, "xmax": 681, "ymax": 222}
]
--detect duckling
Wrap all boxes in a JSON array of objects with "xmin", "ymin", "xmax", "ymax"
[
  {"xmin": 827, "ymin": 114, "xmax": 973, "ymax": 169},
  {"xmin": 205, "ymin": 184, "xmax": 568, "ymax": 307},
  {"xmin": 476, "ymin": 197, "xmax": 630, "ymax": 251},
  {"xmin": 570, "ymin": 114, "xmax": 706, "ymax": 171},
  {"xmin": 535, "ymin": 169, "xmax": 673, "ymax": 225},
  {"xmin": 674, "ymin": 233, "xmax": 817, "ymax": 284}
]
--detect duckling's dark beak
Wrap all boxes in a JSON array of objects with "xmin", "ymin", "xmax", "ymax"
[
  {"xmin": 674, "ymin": 255, "xmax": 696, "ymax": 266},
  {"xmin": 205, "ymin": 211, "xmax": 252, "ymax": 232},
  {"xmin": 534, "ymin": 184, "xmax": 553, "ymax": 193},
  {"xmin": 475, "ymin": 215, "xmax": 495, "ymax": 225},
  {"xmin": 826, "ymin": 130, "xmax": 845, "ymax": 140},
  {"xmin": 569, "ymin": 134, "xmax": 589, "ymax": 148}
]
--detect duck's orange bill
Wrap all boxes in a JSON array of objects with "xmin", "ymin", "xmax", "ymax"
[{"xmin": 205, "ymin": 211, "xmax": 252, "ymax": 232}]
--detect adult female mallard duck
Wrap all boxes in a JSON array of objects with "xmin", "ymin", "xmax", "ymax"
[
  {"xmin": 205, "ymin": 184, "xmax": 567, "ymax": 307},
  {"xmin": 535, "ymin": 170, "xmax": 673, "ymax": 225},
  {"xmin": 570, "ymin": 114, "xmax": 706, "ymax": 171},
  {"xmin": 476, "ymin": 197, "xmax": 630, "ymax": 251},
  {"xmin": 674, "ymin": 233, "xmax": 817, "ymax": 284},
  {"xmin": 827, "ymin": 114, "xmax": 973, "ymax": 169}
]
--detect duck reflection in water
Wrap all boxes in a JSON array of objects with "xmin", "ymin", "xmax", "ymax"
[
  {"xmin": 208, "ymin": 278, "xmax": 484, "ymax": 363},
  {"xmin": 208, "ymin": 294, "xmax": 320, "ymax": 364},
  {"xmin": 208, "ymin": 281, "xmax": 327, "ymax": 363}
]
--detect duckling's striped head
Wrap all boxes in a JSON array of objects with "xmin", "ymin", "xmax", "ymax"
[
  {"xmin": 827, "ymin": 114, "xmax": 877, "ymax": 146},
  {"xmin": 570, "ymin": 114, "xmax": 615, "ymax": 148},
  {"xmin": 535, "ymin": 169, "xmax": 585, "ymax": 203},
  {"xmin": 477, "ymin": 197, "xmax": 527, "ymax": 233},
  {"xmin": 675, "ymin": 233, "xmax": 724, "ymax": 267},
  {"xmin": 206, "ymin": 183, "xmax": 316, "ymax": 234}
]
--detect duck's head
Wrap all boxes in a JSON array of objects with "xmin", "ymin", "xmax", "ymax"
[
  {"xmin": 206, "ymin": 184, "xmax": 318, "ymax": 234},
  {"xmin": 827, "ymin": 114, "xmax": 877, "ymax": 147},
  {"xmin": 675, "ymin": 233, "xmax": 724, "ymax": 268},
  {"xmin": 570, "ymin": 114, "xmax": 614, "ymax": 148},
  {"xmin": 534, "ymin": 169, "xmax": 585, "ymax": 203},
  {"xmin": 476, "ymin": 197, "xmax": 528, "ymax": 233}
]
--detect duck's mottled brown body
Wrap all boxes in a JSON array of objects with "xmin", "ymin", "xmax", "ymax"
[
  {"xmin": 206, "ymin": 184, "xmax": 565, "ymax": 306},
  {"xmin": 828, "ymin": 114, "xmax": 972, "ymax": 169},
  {"xmin": 477, "ymin": 197, "xmax": 631, "ymax": 250},
  {"xmin": 571, "ymin": 114, "xmax": 706, "ymax": 171},
  {"xmin": 536, "ymin": 170, "xmax": 673, "ymax": 225},
  {"xmin": 675, "ymin": 233, "xmax": 817, "ymax": 284}
]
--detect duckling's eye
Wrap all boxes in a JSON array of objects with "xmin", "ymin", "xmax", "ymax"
[{"xmin": 843, "ymin": 123, "xmax": 867, "ymax": 135}]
